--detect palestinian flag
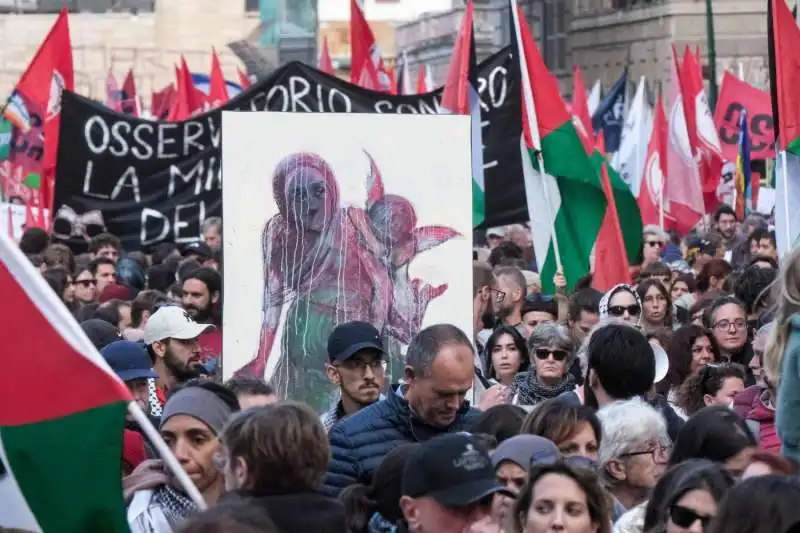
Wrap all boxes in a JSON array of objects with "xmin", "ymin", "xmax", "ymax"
[
  {"xmin": 441, "ymin": 0, "xmax": 485, "ymax": 227},
  {"xmin": 513, "ymin": 6, "xmax": 617, "ymax": 292},
  {"xmin": 0, "ymin": 230, "xmax": 131, "ymax": 532},
  {"xmin": 770, "ymin": 0, "xmax": 800, "ymax": 155}
]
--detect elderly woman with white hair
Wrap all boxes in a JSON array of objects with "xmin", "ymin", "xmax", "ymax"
[
  {"xmin": 641, "ymin": 225, "xmax": 668, "ymax": 270},
  {"xmin": 596, "ymin": 398, "xmax": 670, "ymax": 523},
  {"xmin": 512, "ymin": 322, "xmax": 577, "ymax": 405}
]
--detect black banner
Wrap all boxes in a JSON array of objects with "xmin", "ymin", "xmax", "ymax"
[{"xmin": 55, "ymin": 47, "xmax": 523, "ymax": 250}]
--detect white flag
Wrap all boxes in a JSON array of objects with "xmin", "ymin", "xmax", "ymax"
[
  {"xmin": 775, "ymin": 151, "xmax": 800, "ymax": 256},
  {"xmin": 587, "ymin": 79, "xmax": 601, "ymax": 117},
  {"xmin": 612, "ymin": 76, "xmax": 652, "ymax": 196}
]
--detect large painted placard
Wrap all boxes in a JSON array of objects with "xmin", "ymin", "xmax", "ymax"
[{"xmin": 222, "ymin": 112, "xmax": 473, "ymax": 411}]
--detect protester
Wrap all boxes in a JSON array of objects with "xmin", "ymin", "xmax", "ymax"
[
  {"xmin": 143, "ymin": 305, "xmax": 214, "ymax": 416},
  {"xmin": 713, "ymin": 205, "xmax": 738, "ymax": 251},
  {"xmin": 340, "ymin": 443, "xmax": 419, "ymax": 533},
  {"xmin": 490, "ymin": 435, "xmax": 560, "ymax": 526},
  {"xmin": 490, "ymin": 266, "xmax": 529, "ymax": 338},
  {"xmin": 180, "ymin": 266, "xmax": 222, "ymax": 359},
  {"xmin": 90, "ymin": 232, "xmax": 122, "ymax": 263},
  {"xmin": 641, "ymin": 226, "xmax": 668, "ymax": 270},
  {"xmin": 128, "ymin": 289, "xmax": 168, "ymax": 340},
  {"xmin": 183, "ymin": 242, "xmax": 214, "ymax": 266},
  {"xmin": 201, "ymin": 217, "xmax": 223, "ymax": 251},
  {"xmin": 638, "ymin": 279, "xmax": 672, "ymax": 333},
  {"xmin": 668, "ymin": 406, "xmax": 756, "ymax": 478},
  {"xmin": 90, "ymin": 256, "xmax": 118, "ymax": 295},
  {"xmin": 471, "ymin": 404, "xmax": 527, "ymax": 445},
  {"xmin": 325, "ymin": 324, "xmax": 480, "ymax": 495},
  {"xmin": 741, "ymin": 450, "xmax": 800, "ymax": 479},
  {"xmin": 670, "ymin": 274, "xmax": 695, "ymax": 303},
  {"xmin": 473, "ymin": 261, "xmax": 496, "ymax": 338},
  {"xmin": 675, "ymin": 363, "xmax": 746, "ymax": 417},
  {"xmin": 482, "ymin": 325, "xmax": 530, "ymax": 387},
  {"xmin": 81, "ymin": 317, "xmax": 123, "ymax": 350},
  {"xmin": 599, "ymin": 285, "xmax": 642, "ymax": 327},
  {"xmin": 695, "ymin": 259, "xmax": 733, "ymax": 296},
  {"xmin": 177, "ymin": 501, "xmax": 278, "ymax": 533},
  {"xmin": 321, "ymin": 321, "xmax": 387, "ymax": 432},
  {"xmin": 511, "ymin": 460, "xmax": 612, "ymax": 533},
  {"xmin": 42, "ymin": 243, "xmax": 76, "ymax": 273},
  {"xmin": 42, "ymin": 265, "xmax": 77, "ymax": 312},
  {"xmin": 126, "ymin": 381, "xmax": 239, "ymax": 532},
  {"xmin": 18, "ymin": 226, "xmax": 49, "ymax": 255},
  {"xmin": 705, "ymin": 297, "xmax": 753, "ymax": 381},
  {"xmin": 513, "ymin": 323, "xmax": 576, "ymax": 405},
  {"xmin": 751, "ymin": 228, "xmax": 778, "ymax": 261},
  {"xmin": 639, "ymin": 262, "xmax": 673, "ymax": 288},
  {"xmin": 73, "ymin": 263, "xmax": 98, "ymax": 305},
  {"xmin": 707, "ymin": 476, "xmax": 800, "ymax": 533},
  {"xmin": 224, "ymin": 378, "xmax": 277, "ymax": 409},
  {"xmin": 521, "ymin": 295, "xmax": 558, "ymax": 331},
  {"xmin": 96, "ymin": 298, "xmax": 133, "ymax": 331},
  {"xmin": 521, "ymin": 399, "xmax": 601, "ymax": 461},
  {"xmin": 686, "ymin": 238, "xmax": 717, "ymax": 275},
  {"xmin": 660, "ymin": 325, "xmax": 720, "ymax": 416},
  {"xmin": 596, "ymin": 399, "xmax": 669, "ymax": 515},
  {"xmin": 398, "ymin": 433, "xmax": 511, "ymax": 533},
  {"xmin": 567, "ymin": 288, "xmax": 602, "ymax": 344},
  {"xmin": 218, "ymin": 402, "xmax": 348, "ymax": 533}
]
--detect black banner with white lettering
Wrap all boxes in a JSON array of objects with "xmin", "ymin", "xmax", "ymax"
[{"xmin": 55, "ymin": 47, "xmax": 523, "ymax": 250}]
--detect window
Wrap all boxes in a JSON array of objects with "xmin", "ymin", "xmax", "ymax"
[
  {"xmin": 245, "ymin": 0, "xmax": 259, "ymax": 12},
  {"xmin": 542, "ymin": 0, "xmax": 568, "ymax": 73}
]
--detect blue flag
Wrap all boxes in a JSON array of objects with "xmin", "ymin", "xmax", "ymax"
[{"xmin": 591, "ymin": 69, "xmax": 628, "ymax": 152}]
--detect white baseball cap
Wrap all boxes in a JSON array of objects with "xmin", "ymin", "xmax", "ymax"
[{"xmin": 143, "ymin": 305, "xmax": 214, "ymax": 345}]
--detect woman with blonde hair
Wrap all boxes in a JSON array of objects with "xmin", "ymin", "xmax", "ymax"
[{"xmin": 771, "ymin": 248, "xmax": 800, "ymax": 461}]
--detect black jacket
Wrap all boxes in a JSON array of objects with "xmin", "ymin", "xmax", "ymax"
[
  {"xmin": 221, "ymin": 489, "xmax": 347, "ymax": 533},
  {"xmin": 323, "ymin": 388, "xmax": 481, "ymax": 496}
]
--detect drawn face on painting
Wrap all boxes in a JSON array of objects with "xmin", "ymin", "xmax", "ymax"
[{"xmin": 274, "ymin": 153, "xmax": 340, "ymax": 233}]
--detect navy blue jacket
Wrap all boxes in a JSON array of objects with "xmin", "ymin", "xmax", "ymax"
[{"xmin": 323, "ymin": 389, "xmax": 480, "ymax": 496}]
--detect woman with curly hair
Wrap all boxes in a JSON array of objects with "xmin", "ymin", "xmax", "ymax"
[
  {"xmin": 675, "ymin": 363, "xmax": 746, "ymax": 417},
  {"xmin": 659, "ymin": 326, "xmax": 721, "ymax": 415}
]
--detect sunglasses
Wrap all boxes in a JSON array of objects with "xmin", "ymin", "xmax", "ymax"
[
  {"xmin": 534, "ymin": 348, "xmax": 568, "ymax": 362},
  {"xmin": 669, "ymin": 504, "xmax": 713, "ymax": 529},
  {"xmin": 75, "ymin": 279, "xmax": 97, "ymax": 288},
  {"xmin": 608, "ymin": 304, "xmax": 641, "ymax": 317},
  {"xmin": 646, "ymin": 240, "xmax": 664, "ymax": 247}
]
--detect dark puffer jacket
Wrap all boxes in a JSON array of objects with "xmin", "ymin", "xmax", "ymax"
[{"xmin": 323, "ymin": 388, "xmax": 480, "ymax": 496}]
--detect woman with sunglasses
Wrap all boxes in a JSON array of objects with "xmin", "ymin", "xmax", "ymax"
[
  {"xmin": 635, "ymin": 459, "xmax": 733, "ymax": 533},
  {"xmin": 512, "ymin": 323, "xmax": 576, "ymax": 406},
  {"xmin": 73, "ymin": 265, "xmax": 98, "ymax": 305},
  {"xmin": 599, "ymin": 284, "xmax": 642, "ymax": 327}
]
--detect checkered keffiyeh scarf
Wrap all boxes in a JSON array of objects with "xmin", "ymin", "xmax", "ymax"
[
  {"xmin": 148, "ymin": 379, "xmax": 163, "ymax": 418},
  {"xmin": 598, "ymin": 284, "xmax": 642, "ymax": 326}
]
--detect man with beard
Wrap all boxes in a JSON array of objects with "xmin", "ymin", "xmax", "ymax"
[
  {"xmin": 490, "ymin": 267, "xmax": 528, "ymax": 337},
  {"xmin": 321, "ymin": 321, "xmax": 387, "ymax": 433},
  {"xmin": 181, "ymin": 266, "xmax": 222, "ymax": 361},
  {"xmin": 143, "ymin": 306, "xmax": 214, "ymax": 416},
  {"xmin": 714, "ymin": 204, "xmax": 738, "ymax": 252}
]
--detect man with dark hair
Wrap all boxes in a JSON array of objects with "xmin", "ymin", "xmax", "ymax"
[
  {"xmin": 734, "ymin": 265, "xmax": 776, "ymax": 328},
  {"xmin": 714, "ymin": 204, "xmax": 738, "ymax": 250},
  {"xmin": 567, "ymin": 288, "xmax": 602, "ymax": 344},
  {"xmin": 89, "ymin": 256, "xmax": 117, "ymax": 295},
  {"xmin": 752, "ymin": 228, "xmax": 778, "ymax": 261},
  {"xmin": 321, "ymin": 321, "xmax": 387, "ymax": 433},
  {"xmin": 225, "ymin": 378, "xmax": 277, "ymax": 409},
  {"xmin": 521, "ymin": 295, "xmax": 557, "ymax": 331},
  {"xmin": 181, "ymin": 266, "xmax": 222, "ymax": 360},
  {"xmin": 152, "ymin": 242, "xmax": 180, "ymax": 266},
  {"xmin": 131, "ymin": 290, "xmax": 168, "ymax": 330},
  {"xmin": 42, "ymin": 243, "xmax": 75, "ymax": 273},
  {"xmin": 492, "ymin": 267, "xmax": 527, "ymax": 336},
  {"xmin": 94, "ymin": 298, "xmax": 132, "ymax": 331},
  {"xmin": 88, "ymin": 232, "xmax": 121, "ymax": 263},
  {"xmin": 18, "ymin": 227, "xmax": 49, "ymax": 255},
  {"xmin": 324, "ymin": 323, "xmax": 480, "ymax": 496},
  {"xmin": 182, "ymin": 242, "xmax": 214, "ymax": 266},
  {"xmin": 487, "ymin": 240, "xmax": 523, "ymax": 268}
]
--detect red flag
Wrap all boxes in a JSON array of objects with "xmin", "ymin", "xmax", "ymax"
[
  {"xmin": 682, "ymin": 46, "xmax": 724, "ymax": 212},
  {"xmin": 2, "ymin": 9, "xmax": 73, "ymax": 223},
  {"xmin": 150, "ymin": 84, "xmax": 174, "ymax": 120},
  {"xmin": 416, "ymin": 64, "xmax": 434, "ymax": 93},
  {"xmin": 237, "ymin": 68, "xmax": 252, "ymax": 90},
  {"xmin": 639, "ymin": 94, "xmax": 669, "ymax": 228},
  {"xmin": 441, "ymin": 0, "xmax": 474, "ymax": 115},
  {"xmin": 387, "ymin": 66, "xmax": 397, "ymax": 95},
  {"xmin": 105, "ymin": 70, "xmax": 121, "ymax": 111},
  {"xmin": 208, "ymin": 49, "xmax": 229, "ymax": 107},
  {"xmin": 356, "ymin": 58, "xmax": 383, "ymax": 91},
  {"xmin": 121, "ymin": 69, "xmax": 139, "ymax": 117},
  {"xmin": 168, "ymin": 57, "xmax": 205, "ymax": 121},
  {"xmin": 571, "ymin": 64, "xmax": 594, "ymax": 142},
  {"xmin": 319, "ymin": 36, "xmax": 335, "ymax": 75},
  {"xmin": 592, "ymin": 132, "xmax": 631, "ymax": 291},
  {"xmin": 350, "ymin": 0, "xmax": 392, "ymax": 92},
  {"xmin": 6, "ymin": 204, "xmax": 14, "ymax": 241},
  {"xmin": 771, "ymin": 0, "xmax": 800, "ymax": 152},
  {"xmin": 666, "ymin": 48, "xmax": 704, "ymax": 234},
  {"xmin": 714, "ymin": 72, "xmax": 774, "ymax": 161}
]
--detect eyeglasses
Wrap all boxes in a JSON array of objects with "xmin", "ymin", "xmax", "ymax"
[
  {"xmin": 645, "ymin": 240, "xmax": 664, "ymax": 248},
  {"xmin": 488, "ymin": 288, "xmax": 506, "ymax": 303},
  {"xmin": 713, "ymin": 318, "xmax": 747, "ymax": 331},
  {"xmin": 669, "ymin": 504, "xmax": 713, "ymax": 529},
  {"xmin": 75, "ymin": 279, "xmax": 97, "ymax": 288},
  {"xmin": 620, "ymin": 441, "xmax": 669, "ymax": 462},
  {"xmin": 534, "ymin": 348, "xmax": 569, "ymax": 362},
  {"xmin": 608, "ymin": 304, "xmax": 641, "ymax": 317},
  {"xmin": 338, "ymin": 359, "xmax": 387, "ymax": 373}
]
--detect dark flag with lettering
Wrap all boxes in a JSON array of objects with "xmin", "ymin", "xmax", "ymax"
[
  {"xmin": 54, "ymin": 50, "xmax": 527, "ymax": 251},
  {"xmin": 591, "ymin": 69, "xmax": 627, "ymax": 153}
]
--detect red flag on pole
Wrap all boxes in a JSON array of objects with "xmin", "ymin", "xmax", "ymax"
[
  {"xmin": 208, "ymin": 49, "xmax": 229, "ymax": 107},
  {"xmin": 416, "ymin": 64, "xmax": 434, "ymax": 93},
  {"xmin": 639, "ymin": 94, "xmax": 669, "ymax": 229},
  {"xmin": 319, "ymin": 36, "xmax": 335, "ymax": 75},
  {"xmin": 592, "ymin": 132, "xmax": 632, "ymax": 291},
  {"xmin": 237, "ymin": 68, "xmax": 251, "ymax": 90},
  {"xmin": 121, "ymin": 69, "xmax": 139, "ymax": 117},
  {"xmin": 150, "ymin": 84, "xmax": 174, "ymax": 120},
  {"xmin": 350, "ymin": 0, "xmax": 392, "ymax": 92},
  {"xmin": 168, "ymin": 57, "xmax": 205, "ymax": 121}
]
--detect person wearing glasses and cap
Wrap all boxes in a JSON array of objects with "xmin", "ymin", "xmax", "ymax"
[
  {"xmin": 398, "ymin": 433, "xmax": 512, "ymax": 533},
  {"xmin": 321, "ymin": 321, "xmax": 387, "ymax": 433}
]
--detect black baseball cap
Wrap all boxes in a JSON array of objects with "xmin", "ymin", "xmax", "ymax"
[
  {"xmin": 81, "ymin": 319, "xmax": 123, "ymax": 350},
  {"xmin": 402, "ymin": 433, "xmax": 513, "ymax": 507},
  {"xmin": 327, "ymin": 321, "xmax": 385, "ymax": 364},
  {"xmin": 183, "ymin": 241, "xmax": 212, "ymax": 260},
  {"xmin": 687, "ymin": 237, "xmax": 716, "ymax": 258}
]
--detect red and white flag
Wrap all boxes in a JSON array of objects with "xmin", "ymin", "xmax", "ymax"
[
  {"xmin": 416, "ymin": 64, "xmax": 435, "ymax": 93},
  {"xmin": 350, "ymin": 0, "xmax": 392, "ymax": 92},
  {"xmin": 639, "ymin": 94, "xmax": 669, "ymax": 228}
]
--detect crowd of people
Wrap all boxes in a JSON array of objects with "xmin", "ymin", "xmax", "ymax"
[{"xmin": 11, "ymin": 202, "xmax": 800, "ymax": 533}]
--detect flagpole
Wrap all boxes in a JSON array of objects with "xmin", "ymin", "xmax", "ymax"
[
  {"xmin": 128, "ymin": 402, "xmax": 208, "ymax": 510},
  {"xmin": 782, "ymin": 148, "xmax": 791, "ymax": 254},
  {"xmin": 509, "ymin": 0, "xmax": 563, "ymax": 273}
]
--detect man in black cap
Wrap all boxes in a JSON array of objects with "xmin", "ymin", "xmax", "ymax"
[
  {"xmin": 80, "ymin": 318, "xmax": 122, "ymax": 350},
  {"xmin": 321, "ymin": 321, "xmax": 386, "ymax": 433},
  {"xmin": 687, "ymin": 236, "xmax": 717, "ymax": 275},
  {"xmin": 399, "ymin": 433, "xmax": 511, "ymax": 533},
  {"xmin": 182, "ymin": 242, "xmax": 213, "ymax": 266}
]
